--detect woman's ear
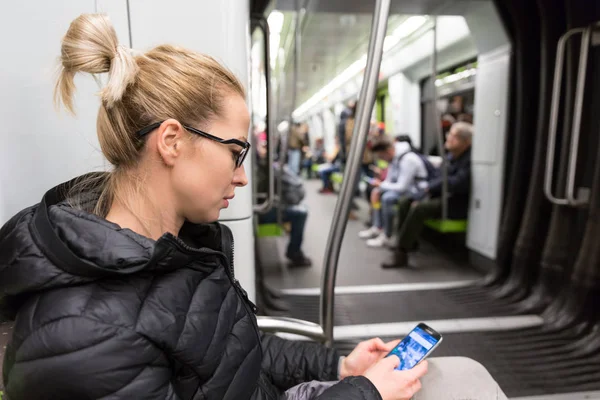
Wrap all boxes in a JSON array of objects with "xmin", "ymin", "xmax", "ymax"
[{"xmin": 155, "ymin": 119, "xmax": 185, "ymax": 166}]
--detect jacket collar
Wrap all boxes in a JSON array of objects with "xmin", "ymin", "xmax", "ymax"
[{"xmin": 31, "ymin": 173, "xmax": 225, "ymax": 279}]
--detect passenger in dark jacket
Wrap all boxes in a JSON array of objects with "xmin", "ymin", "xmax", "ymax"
[
  {"xmin": 424, "ymin": 148, "xmax": 471, "ymax": 220},
  {"xmin": 382, "ymin": 122, "xmax": 473, "ymax": 269},
  {"xmin": 0, "ymin": 13, "xmax": 427, "ymax": 400}
]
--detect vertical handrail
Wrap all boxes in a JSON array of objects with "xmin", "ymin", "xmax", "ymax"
[
  {"xmin": 320, "ymin": 0, "xmax": 391, "ymax": 346},
  {"xmin": 544, "ymin": 28, "xmax": 585, "ymax": 205},
  {"xmin": 430, "ymin": 17, "xmax": 448, "ymax": 220},
  {"xmin": 566, "ymin": 25, "xmax": 592, "ymax": 206},
  {"xmin": 253, "ymin": 16, "xmax": 275, "ymax": 214},
  {"xmin": 277, "ymin": 0, "xmax": 301, "ymax": 224}
]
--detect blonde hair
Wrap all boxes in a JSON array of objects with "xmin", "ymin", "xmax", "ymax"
[{"xmin": 55, "ymin": 13, "xmax": 245, "ymax": 216}]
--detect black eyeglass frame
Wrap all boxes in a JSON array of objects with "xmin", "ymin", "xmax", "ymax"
[{"xmin": 136, "ymin": 121, "xmax": 251, "ymax": 169}]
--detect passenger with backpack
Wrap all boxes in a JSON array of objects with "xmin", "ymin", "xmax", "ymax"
[{"xmin": 358, "ymin": 136, "xmax": 432, "ymax": 248}]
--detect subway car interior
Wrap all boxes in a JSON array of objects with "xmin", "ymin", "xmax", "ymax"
[{"xmin": 1, "ymin": 0, "xmax": 600, "ymax": 398}]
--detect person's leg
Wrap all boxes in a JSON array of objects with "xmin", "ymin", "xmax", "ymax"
[
  {"xmin": 371, "ymin": 207, "xmax": 383, "ymax": 230},
  {"xmin": 414, "ymin": 357, "xmax": 508, "ymax": 400},
  {"xmin": 364, "ymin": 184, "xmax": 375, "ymax": 227},
  {"xmin": 287, "ymin": 149, "xmax": 301, "ymax": 175},
  {"xmin": 359, "ymin": 189, "xmax": 382, "ymax": 239},
  {"xmin": 395, "ymin": 196, "xmax": 413, "ymax": 228},
  {"xmin": 397, "ymin": 197, "xmax": 442, "ymax": 251},
  {"xmin": 382, "ymin": 198, "xmax": 441, "ymax": 268},
  {"xmin": 318, "ymin": 164, "xmax": 339, "ymax": 192},
  {"xmin": 305, "ymin": 158, "xmax": 313, "ymax": 178},
  {"xmin": 381, "ymin": 191, "xmax": 402, "ymax": 238},
  {"xmin": 283, "ymin": 204, "xmax": 311, "ymax": 267},
  {"xmin": 366, "ymin": 190, "xmax": 402, "ymax": 248},
  {"xmin": 319, "ymin": 166, "xmax": 334, "ymax": 191}
]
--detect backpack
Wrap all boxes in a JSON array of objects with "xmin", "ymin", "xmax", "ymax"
[
  {"xmin": 396, "ymin": 150, "xmax": 439, "ymax": 181},
  {"xmin": 415, "ymin": 152, "xmax": 439, "ymax": 180},
  {"xmin": 274, "ymin": 164, "xmax": 306, "ymax": 205}
]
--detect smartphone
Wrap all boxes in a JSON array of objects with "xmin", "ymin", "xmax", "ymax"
[{"xmin": 386, "ymin": 323, "xmax": 443, "ymax": 370}]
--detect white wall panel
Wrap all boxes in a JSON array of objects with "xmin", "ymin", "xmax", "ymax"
[{"xmin": 0, "ymin": 0, "xmax": 106, "ymax": 225}]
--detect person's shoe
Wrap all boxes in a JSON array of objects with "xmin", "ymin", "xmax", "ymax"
[
  {"xmin": 286, "ymin": 252, "xmax": 312, "ymax": 267},
  {"xmin": 319, "ymin": 187, "xmax": 334, "ymax": 194},
  {"xmin": 381, "ymin": 249, "xmax": 409, "ymax": 268},
  {"xmin": 359, "ymin": 226, "xmax": 381, "ymax": 239},
  {"xmin": 366, "ymin": 233, "xmax": 393, "ymax": 248}
]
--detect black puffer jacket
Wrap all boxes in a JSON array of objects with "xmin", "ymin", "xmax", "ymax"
[{"xmin": 0, "ymin": 175, "xmax": 381, "ymax": 400}]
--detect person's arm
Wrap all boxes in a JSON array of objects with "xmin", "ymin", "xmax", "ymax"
[
  {"xmin": 428, "ymin": 158, "xmax": 471, "ymax": 196},
  {"xmin": 4, "ymin": 316, "xmax": 176, "ymax": 399},
  {"xmin": 379, "ymin": 154, "xmax": 420, "ymax": 193},
  {"xmin": 260, "ymin": 333, "xmax": 340, "ymax": 391}
]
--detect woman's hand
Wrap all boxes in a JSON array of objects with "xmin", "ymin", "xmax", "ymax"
[
  {"xmin": 339, "ymin": 338, "xmax": 399, "ymax": 378},
  {"xmin": 364, "ymin": 356, "xmax": 428, "ymax": 400}
]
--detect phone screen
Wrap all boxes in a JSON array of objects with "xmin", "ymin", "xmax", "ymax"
[{"xmin": 387, "ymin": 324, "xmax": 442, "ymax": 370}]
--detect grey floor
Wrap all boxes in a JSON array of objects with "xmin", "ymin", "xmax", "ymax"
[{"xmin": 261, "ymin": 179, "xmax": 482, "ymax": 290}]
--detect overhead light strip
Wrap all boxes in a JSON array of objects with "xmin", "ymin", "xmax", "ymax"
[{"xmin": 292, "ymin": 16, "xmax": 428, "ymax": 119}]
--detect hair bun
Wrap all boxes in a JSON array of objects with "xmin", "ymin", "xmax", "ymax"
[
  {"xmin": 55, "ymin": 14, "xmax": 139, "ymax": 113},
  {"xmin": 101, "ymin": 44, "xmax": 139, "ymax": 108}
]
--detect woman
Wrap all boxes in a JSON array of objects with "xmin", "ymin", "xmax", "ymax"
[{"xmin": 0, "ymin": 14, "xmax": 425, "ymax": 400}]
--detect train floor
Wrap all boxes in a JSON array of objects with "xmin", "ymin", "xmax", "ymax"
[
  {"xmin": 257, "ymin": 179, "xmax": 600, "ymax": 400},
  {"xmin": 260, "ymin": 179, "xmax": 481, "ymax": 290}
]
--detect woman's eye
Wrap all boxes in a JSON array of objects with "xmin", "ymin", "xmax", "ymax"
[{"xmin": 231, "ymin": 150, "xmax": 240, "ymax": 161}]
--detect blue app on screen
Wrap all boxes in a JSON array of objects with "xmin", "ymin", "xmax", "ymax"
[{"xmin": 388, "ymin": 327, "xmax": 439, "ymax": 370}]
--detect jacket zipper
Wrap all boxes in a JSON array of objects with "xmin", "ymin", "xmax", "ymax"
[
  {"xmin": 165, "ymin": 233, "xmax": 265, "ymax": 397},
  {"xmin": 164, "ymin": 233, "xmax": 258, "ymax": 314}
]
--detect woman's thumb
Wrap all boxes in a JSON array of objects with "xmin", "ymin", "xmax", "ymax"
[{"xmin": 383, "ymin": 354, "xmax": 400, "ymax": 370}]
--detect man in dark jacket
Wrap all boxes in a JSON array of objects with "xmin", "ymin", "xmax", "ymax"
[
  {"xmin": 382, "ymin": 122, "xmax": 473, "ymax": 268},
  {"xmin": 0, "ymin": 176, "xmax": 411, "ymax": 399}
]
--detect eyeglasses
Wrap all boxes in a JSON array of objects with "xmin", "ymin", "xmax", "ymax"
[{"xmin": 136, "ymin": 121, "xmax": 251, "ymax": 169}]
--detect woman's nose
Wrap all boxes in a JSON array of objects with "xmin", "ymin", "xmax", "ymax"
[{"xmin": 233, "ymin": 164, "xmax": 248, "ymax": 187}]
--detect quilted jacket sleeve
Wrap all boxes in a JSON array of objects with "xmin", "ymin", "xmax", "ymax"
[
  {"xmin": 315, "ymin": 377, "xmax": 383, "ymax": 400},
  {"xmin": 4, "ymin": 316, "xmax": 177, "ymax": 400},
  {"xmin": 260, "ymin": 333, "xmax": 340, "ymax": 391},
  {"xmin": 285, "ymin": 378, "xmax": 382, "ymax": 400}
]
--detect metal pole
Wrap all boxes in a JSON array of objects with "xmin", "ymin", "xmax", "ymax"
[
  {"xmin": 431, "ymin": 17, "xmax": 448, "ymax": 220},
  {"xmin": 278, "ymin": 0, "xmax": 301, "ymax": 223},
  {"xmin": 253, "ymin": 17, "xmax": 275, "ymax": 214},
  {"xmin": 320, "ymin": 0, "xmax": 391, "ymax": 346}
]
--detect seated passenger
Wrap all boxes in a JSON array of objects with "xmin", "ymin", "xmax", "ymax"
[
  {"xmin": 301, "ymin": 137, "xmax": 326, "ymax": 179},
  {"xmin": 257, "ymin": 160, "xmax": 312, "ymax": 267},
  {"xmin": 359, "ymin": 136, "xmax": 429, "ymax": 247},
  {"xmin": 382, "ymin": 122, "xmax": 473, "ymax": 268},
  {"xmin": 317, "ymin": 139, "xmax": 343, "ymax": 193},
  {"xmin": 0, "ymin": 15, "xmax": 508, "ymax": 400}
]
